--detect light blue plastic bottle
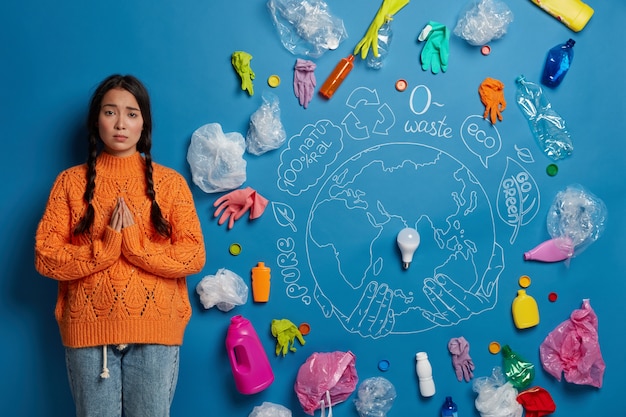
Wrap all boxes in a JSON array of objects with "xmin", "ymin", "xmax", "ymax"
[
  {"xmin": 367, "ymin": 20, "xmax": 393, "ymax": 69},
  {"xmin": 542, "ymin": 39, "xmax": 575, "ymax": 88},
  {"xmin": 441, "ymin": 396, "xmax": 458, "ymax": 417}
]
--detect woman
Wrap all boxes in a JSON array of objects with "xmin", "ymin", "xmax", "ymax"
[{"xmin": 35, "ymin": 74, "xmax": 206, "ymax": 417}]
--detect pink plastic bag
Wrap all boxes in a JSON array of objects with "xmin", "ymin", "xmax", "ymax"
[
  {"xmin": 294, "ymin": 351, "xmax": 358, "ymax": 415},
  {"xmin": 539, "ymin": 299, "xmax": 605, "ymax": 388}
]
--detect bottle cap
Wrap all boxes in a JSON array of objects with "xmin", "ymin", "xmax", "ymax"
[
  {"xmin": 267, "ymin": 75, "xmax": 281, "ymax": 87},
  {"xmin": 298, "ymin": 322, "xmax": 311, "ymax": 335},
  {"xmin": 488, "ymin": 341, "xmax": 501, "ymax": 354},
  {"xmin": 395, "ymin": 79, "xmax": 408, "ymax": 92},
  {"xmin": 481, "ymin": 45, "xmax": 491, "ymax": 56},
  {"xmin": 546, "ymin": 164, "xmax": 558, "ymax": 176},
  {"xmin": 229, "ymin": 243, "xmax": 242, "ymax": 256},
  {"xmin": 548, "ymin": 292, "xmax": 558, "ymax": 302},
  {"xmin": 378, "ymin": 359, "xmax": 390, "ymax": 371},
  {"xmin": 518, "ymin": 275, "xmax": 531, "ymax": 288}
]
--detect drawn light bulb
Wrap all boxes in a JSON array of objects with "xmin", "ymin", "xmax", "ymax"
[{"xmin": 397, "ymin": 227, "xmax": 420, "ymax": 270}]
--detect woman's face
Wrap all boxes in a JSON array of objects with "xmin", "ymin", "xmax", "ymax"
[{"xmin": 98, "ymin": 87, "xmax": 143, "ymax": 157}]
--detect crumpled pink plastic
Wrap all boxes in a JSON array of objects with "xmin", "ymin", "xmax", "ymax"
[
  {"xmin": 294, "ymin": 351, "xmax": 358, "ymax": 415},
  {"xmin": 539, "ymin": 299, "xmax": 605, "ymax": 388}
]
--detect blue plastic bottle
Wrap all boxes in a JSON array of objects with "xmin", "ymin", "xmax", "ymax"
[
  {"xmin": 441, "ymin": 396, "xmax": 458, "ymax": 417},
  {"xmin": 542, "ymin": 39, "xmax": 575, "ymax": 88}
]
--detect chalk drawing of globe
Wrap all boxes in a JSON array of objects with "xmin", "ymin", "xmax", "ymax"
[{"xmin": 306, "ymin": 142, "xmax": 504, "ymax": 337}]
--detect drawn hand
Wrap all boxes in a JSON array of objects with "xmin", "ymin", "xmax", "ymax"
[{"xmin": 338, "ymin": 281, "xmax": 395, "ymax": 339}]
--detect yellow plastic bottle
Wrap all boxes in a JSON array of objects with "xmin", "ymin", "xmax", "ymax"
[
  {"xmin": 512, "ymin": 289, "xmax": 540, "ymax": 329},
  {"xmin": 529, "ymin": 0, "xmax": 594, "ymax": 32}
]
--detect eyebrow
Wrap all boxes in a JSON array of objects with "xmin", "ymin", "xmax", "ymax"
[{"xmin": 101, "ymin": 103, "xmax": 141, "ymax": 112}]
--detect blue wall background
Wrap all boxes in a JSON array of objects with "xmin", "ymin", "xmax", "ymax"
[{"xmin": 2, "ymin": 0, "xmax": 625, "ymax": 415}]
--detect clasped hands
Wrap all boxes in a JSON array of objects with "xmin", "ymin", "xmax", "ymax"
[{"xmin": 110, "ymin": 197, "xmax": 135, "ymax": 232}]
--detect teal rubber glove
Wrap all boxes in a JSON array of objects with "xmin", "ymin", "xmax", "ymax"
[
  {"xmin": 354, "ymin": 0, "xmax": 410, "ymax": 59},
  {"xmin": 231, "ymin": 51, "xmax": 255, "ymax": 95},
  {"xmin": 418, "ymin": 21, "xmax": 450, "ymax": 74}
]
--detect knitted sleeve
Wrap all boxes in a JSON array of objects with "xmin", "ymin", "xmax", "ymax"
[
  {"xmin": 121, "ymin": 172, "xmax": 205, "ymax": 278},
  {"xmin": 34, "ymin": 170, "xmax": 122, "ymax": 281}
]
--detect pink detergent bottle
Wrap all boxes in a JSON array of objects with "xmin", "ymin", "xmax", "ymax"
[
  {"xmin": 524, "ymin": 237, "xmax": 573, "ymax": 262},
  {"xmin": 225, "ymin": 315, "xmax": 274, "ymax": 394}
]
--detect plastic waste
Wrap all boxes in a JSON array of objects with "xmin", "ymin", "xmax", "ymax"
[
  {"xmin": 512, "ymin": 289, "xmax": 540, "ymax": 329},
  {"xmin": 187, "ymin": 123, "xmax": 246, "ymax": 193},
  {"xmin": 516, "ymin": 387, "xmax": 556, "ymax": 417},
  {"xmin": 501, "ymin": 345, "xmax": 535, "ymax": 390},
  {"xmin": 294, "ymin": 58, "xmax": 317, "ymax": 109},
  {"xmin": 542, "ymin": 39, "xmax": 575, "ymax": 88},
  {"xmin": 271, "ymin": 318, "xmax": 305, "ymax": 356},
  {"xmin": 448, "ymin": 336, "xmax": 475, "ymax": 382},
  {"xmin": 415, "ymin": 351, "xmax": 436, "ymax": 397},
  {"xmin": 441, "ymin": 396, "xmax": 458, "ymax": 417},
  {"xmin": 539, "ymin": 299, "xmax": 605, "ymax": 387},
  {"xmin": 249, "ymin": 402, "xmax": 292, "ymax": 417},
  {"xmin": 353, "ymin": 377, "xmax": 397, "ymax": 417},
  {"xmin": 473, "ymin": 367, "xmax": 523, "ymax": 417},
  {"xmin": 319, "ymin": 55, "xmax": 354, "ymax": 99},
  {"xmin": 523, "ymin": 237, "xmax": 573, "ymax": 262},
  {"xmin": 528, "ymin": 0, "xmax": 594, "ymax": 32},
  {"xmin": 515, "ymin": 75, "xmax": 573, "ymax": 161},
  {"xmin": 454, "ymin": 0, "xmax": 514, "ymax": 46},
  {"xmin": 196, "ymin": 268, "xmax": 248, "ymax": 312},
  {"xmin": 267, "ymin": 0, "xmax": 348, "ymax": 58},
  {"xmin": 252, "ymin": 262, "xmax": 271, "ymax": 302},
  {"xmin": 226, "ymin": 315, "xmax": 275, "ymax": 394},
  {"xmin": 213, "ymin": 187, "xmax": 269, "ymax": 230},
  {"xmin": 232, "ymin": 51, "xmax": 255, "ymax": 96},
  {"xmin": 418, "ymin": 21, "xmax": 450, "ymax": 74},
  {"xmin": 479, "ymin": 77, "xmax": 506, "ymax": 124},
  {"xmin": 246, "ymin": 93, "xmax": 287, "ymax": 155},
  {"xmin": 295, "ymin": 351, "xmax": 358, "ymax": 415},
  {"xmin": 367, "ymin": 20, "xmax": 393, "ymax": 69}
]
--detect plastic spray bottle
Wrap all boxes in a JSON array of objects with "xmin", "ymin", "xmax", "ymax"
[
  {"xmin": 225, "ymin": 315, "xmax": 274, "ymax": 394},
  {"xmin": 528, "ymin": 0, "xmax": 594, "ymax": 32},
  {"xmin": 319, "ymin": 55, "xmax": 355, "ymax": 99},
  {"xmin": 542, "ymin": 39, "xmax": 575, "ymax": 88}
]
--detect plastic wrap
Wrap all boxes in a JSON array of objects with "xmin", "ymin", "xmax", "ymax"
[
  {"xmin": 267, "ymin": 0, "xmax": 348, "ymax": 58},
  {"xmin": 187, "ymin": 123, "xmax": 247, "ymax": 193},
  {"xmin": 196, "ymin": 268, "xmax": 248, "ymax": 312},
  {"xmin": 353, "ymin": 377, "xmax": 396, "ymax": 417},
  {"xmin": 473, "ymin": 367, "xmax": 523, "ymax": 417},
  {"xmin": 246, "ymin": 93, "xmax": 287, "ymax": 155},
  {"xmin": 249, "ymin": 402, "xmax": 292, "ymax": 417},
  {"xmin": 454, "ymin": 0, "xmax": 513, "ymax": 46}
]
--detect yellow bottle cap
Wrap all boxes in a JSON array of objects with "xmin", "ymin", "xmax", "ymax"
[
  {"xmin": 267, "ymin": 75, "xmax": 281, "ymax": 87},
  {"xmin": 229, "ymin": 243, "xmax": 242, "ymax": 256},
  {"xmin": 488, "ymin": 341, "xmax": 501, "ymax": 354},
  {"xmin": 518, "ymin": 275, "xmax": 531, "ymax": 288}
]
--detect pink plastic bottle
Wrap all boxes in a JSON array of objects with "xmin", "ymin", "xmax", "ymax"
[
  {"xmin": 524, "ymin": 237, "xmax": 573, "ymax": 262},
  {"xmin": 225, "ymin": 315, "xmax": 274, "ymax": 394}
]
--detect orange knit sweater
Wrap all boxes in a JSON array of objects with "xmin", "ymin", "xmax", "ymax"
[{"xmin": 35, "ymin": 152, "xmax": 206, "ymax": 348}]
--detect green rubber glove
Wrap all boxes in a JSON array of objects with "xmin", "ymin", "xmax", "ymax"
[
  {"xmin": 418, "ymin": 21, "xmax": 450, "ymax": 74},
  {"xmin": 354, "ymin": 0, "xmax": 410, "ymax": 59},
  {"xmin": 231, "ymin": 51, "xmax": 255, "ymax": 96},
  {"xmin": 271, "ymin": 318, "xmax": 305, "ymax": 356}
]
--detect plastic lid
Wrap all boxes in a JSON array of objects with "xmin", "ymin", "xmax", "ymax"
[
  {"xmin": 298, "ymin": 323, "xmax": 311, "ymax": 335},
  {"xmin": 229, "ymin": 243, "xmax": 242, "ymax": 256},
  {"xmin": 481, "ymin": 45, "xmax": 491, "ymax": 56},
  {"xmin": 267, "ymin": 75, "xmax": 281, "ymax": 87},
  {"xmin": 395, "ymin": 79, "xmax": 408, "ymax": 92},
  {"xmin": 546, "ymin": 164, "xmax": 558, "ymax": 176},
  {"xmin": 378, "ymin": 359, "xmax": 390, "ymax": 371},
  {"xmin": 488, "ymin": 341, "xmax": 501, "ymax": 354},
  {"xmin": 548, "ymin": 292, "xmax": 558, "ymax": 302},
  {"xmin": 518, "ymin": 275, "xmax": 531, "ymax": 288}
]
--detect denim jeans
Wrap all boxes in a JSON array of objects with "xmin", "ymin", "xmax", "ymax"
[{"xmin": 65, "ymin": 344, "xmax": 180, "ymax": 417}]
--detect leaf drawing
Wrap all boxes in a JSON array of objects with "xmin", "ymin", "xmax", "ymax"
[
  {"xmin": 497, "ymin": 157, "xmax": 540, "ymax": 244},
  {"xmin": 272, "ymin": 202, "xmax": 297, "ymax": 232},
  {"xmin": 514, "ymin": 144, "xmax": 535, "ymax": 164}
]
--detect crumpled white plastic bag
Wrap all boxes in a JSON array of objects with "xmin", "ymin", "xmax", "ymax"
[
  {"xmin": 246, "ymin": 93, "xmax": 287, "ymax": 155},
  {"xmin": 187, "ymin": 123, "xmax": 247, "ymax": 193},
  {"xmin": 249, "ymin": 402, "xmax": 292, "ymax": 417},
  {"xmin": 454, "ymin": 0, "xmax": 514, "ymax": 46},
  {"xmin": 196, "ymin": 268, "xmax": 248, "ymax": 312}
]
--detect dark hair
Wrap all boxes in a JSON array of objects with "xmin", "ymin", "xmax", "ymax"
[{"xmin": 73, "ymin": 74, "xmax": 171, "ymax": 237}]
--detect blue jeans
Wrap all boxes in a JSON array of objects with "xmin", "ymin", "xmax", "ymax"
[{"xmin": 65, "ymin": 345, "xmax": 180, "ymax": 417}]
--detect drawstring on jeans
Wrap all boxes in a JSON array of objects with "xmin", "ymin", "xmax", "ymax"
[
  {"xmin": 100, "ymin": 345, "xmax": 110, "ymax": 379},
  {"xmin": 320, "ymin": 390, "xmax": 333, "ymax": 417}
]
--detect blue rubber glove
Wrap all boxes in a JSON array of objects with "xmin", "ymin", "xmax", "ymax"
[
  {"xmin": 293, "ymin": 59, "xmax": 316, "ymax": 109},
  {"xmin": 418, "ymin": 21, "xmax": 450, "ymax": 74}
]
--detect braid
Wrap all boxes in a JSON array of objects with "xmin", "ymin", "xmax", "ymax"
[
  {"xmin": 73, "ymin": 135, "xmax": 98, "ymax": 235},
  {"xmin": 144, "ymin": 151, "xmax": 171, "ymax": 238}
]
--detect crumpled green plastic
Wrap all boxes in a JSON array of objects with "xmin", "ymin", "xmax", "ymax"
[
  {"xmin": 231, "ymin": 51, "xmax": 255, "ymax": 96},
  {"xmin": 271, "ymin": 318, "xmax": 305, "ymax": 356},
  {"xmin": 501, "ymin": 344, "xmax": 535, "ymax": 389},
  {"xmin": 353, "ymin": 0, "xmax": 410, "ymax": 59}
]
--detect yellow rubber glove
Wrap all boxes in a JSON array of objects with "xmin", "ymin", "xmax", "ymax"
[
  {"xmin": 271, "ymin": 318, "xmax": 306, "ymax": 356},
  {"xmin": 231, "ymin": 51, "xmax": 255, "ymax": 96},
  {"xmin": 354, "ymin": 0, "xmax": 410, "ymax": 59}
]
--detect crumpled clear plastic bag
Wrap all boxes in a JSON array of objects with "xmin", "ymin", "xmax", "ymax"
[
  {"xmin": 539, "ymin": 299, "xmax": 606, "ymax": 388},
  {"xmin": 353, "ymin": 377, "xmax": 396, "ymax": 417},
  {"xmin": 547, "ymin": 184, "xmax": 607, "ymax": 258},
  {"xmin": 196, "ymin": 268, "xmax": 248, "ymax": 312},
  {"xmin": 267, "ymin": 0, "xmax": 348, "ymax": 58},
  {"xmin": 473, "ymin": 367, "xmax": 523, "ymax": 417},
  {"xmin": 295, "ymin": 351, "xmax": 358, "ymax": 415},
  {"xmin": 187, "ymin": 123, "xmax": 247, "ymax": 193},
  {"xmin": 249, "ymin": 402, "xmax": 292, "ymax": 417},
  {"xmin": 454, "ymin": 0, "xmax": 514, "ymax": 46},
  {"xmin": 246, "ymin": 93, "xmax": 287, "ymax": 156}
]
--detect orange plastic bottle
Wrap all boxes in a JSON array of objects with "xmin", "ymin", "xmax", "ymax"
[
  {"xmin": 251, "ymin": 262, "xmax": 271, "ymax": 302},
  {"xmin": 319, "ymin": 55, "xmax": 355, "ymax": 99}
]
